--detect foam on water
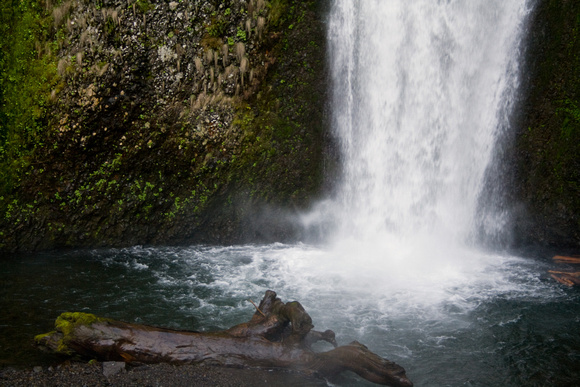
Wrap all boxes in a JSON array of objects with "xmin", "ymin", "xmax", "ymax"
[{"xmin": 96, "ymin": 244, "xmax": 558, "ymax": 329}]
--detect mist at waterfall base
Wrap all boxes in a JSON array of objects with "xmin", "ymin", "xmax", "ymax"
[{"xmin": 2, "ymin": 1, "xmax": 580, "ymax": 386}]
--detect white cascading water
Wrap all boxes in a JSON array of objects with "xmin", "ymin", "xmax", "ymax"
[
  {"xmin": 328, "ymin": 0, "xmax": 528, "ymax": 243},
  {"xmin": 298, "ymin": 0, "xmax": 533, "ymax": 300}
]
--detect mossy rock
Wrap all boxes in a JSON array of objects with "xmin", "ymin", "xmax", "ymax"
[{"xmin": 0, "ymin": 0, "xmax": 330, "ymax": 251}]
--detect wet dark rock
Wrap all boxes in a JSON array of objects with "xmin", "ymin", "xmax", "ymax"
[{"xmin": 509, "ymin": 0, "xmax": 580, "ymax": 249}]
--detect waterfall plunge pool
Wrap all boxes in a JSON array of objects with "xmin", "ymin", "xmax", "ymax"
[{"xmin": 1, "ymin": 244, "xmax": 579, "ymax": 386}]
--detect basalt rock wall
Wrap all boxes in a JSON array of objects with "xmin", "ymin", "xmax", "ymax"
[
  {"xmin": 511, "ymin": 0, "xmax": 580, "ymax": 249},
  {"xmin": 0, "ymin": 0, "xmax": 329, "ymax": 251}
]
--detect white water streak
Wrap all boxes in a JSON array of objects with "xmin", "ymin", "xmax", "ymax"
[{"xmin": 324, "ymin": 0, "xmax": 529, "ymax": 246}]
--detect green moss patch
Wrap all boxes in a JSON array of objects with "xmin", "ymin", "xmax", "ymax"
[{"xmin": 35, "ymin": 312, "xmax": 110, "ymax": 355}]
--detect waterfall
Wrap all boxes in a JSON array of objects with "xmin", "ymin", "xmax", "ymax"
[{"xmin": 320, "ymin": 0, "xmax": 530, "ymax": 249}]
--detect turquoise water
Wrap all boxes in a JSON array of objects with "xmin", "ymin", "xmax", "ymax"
[{"xmin": 1, "ymin": 244, "xmax": 579, "ymax": 386}]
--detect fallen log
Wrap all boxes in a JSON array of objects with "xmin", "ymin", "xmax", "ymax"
[
  {"xmin": 549, "ymin": 271, "xmax": 580, "ymax": 287},
  {"xmin": 552, "ymin": 255, "xmax": 580, "ymax": 264},
  {"xmin": 550, "ymin": 255, "xmax": 580, "ymax": 287},
  {"xmin": 35, "ymin": 290, "xmax": 412, "ymax": 387}
]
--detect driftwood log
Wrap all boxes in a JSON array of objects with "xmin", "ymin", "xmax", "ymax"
[
  {"xmin": 35, "ymin": 290, "xmax": 412, "ymax": 386},
  {"xmin": 550, "ymin": 255, "xmax": 580, "ymax": 287}
]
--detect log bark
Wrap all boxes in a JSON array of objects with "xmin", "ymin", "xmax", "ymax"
[
  {"xmin": 549, "ymin": 271, "xmax": 580, "ymax": 287},
  {"xmin": 551, "ymin": 256, "xmax": 580, "ymax": 286},
  {"xmin": 35, "ymin": 290, "xmax": 412, "ymax": 387},
  {"xmin": 552, "ymin": 255, "xmax": 580, "ymax": 264}
]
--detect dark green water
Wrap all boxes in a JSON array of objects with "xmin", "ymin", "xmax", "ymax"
[{"xmin": 1, "ymin": 244, "xmax": 579, "ymax": 386}]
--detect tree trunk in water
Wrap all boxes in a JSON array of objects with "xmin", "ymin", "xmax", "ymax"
[
  {"xmin": 35, "ymin": 290, "xmax": 413, "ymax": 387},
  {"xmin": 550, "ymin": 255, "xmax": 580, "ymax": 286}
]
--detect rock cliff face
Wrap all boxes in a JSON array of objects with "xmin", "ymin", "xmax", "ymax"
[
  {"xmin": 0, "ymin": 0, "xmax": 329, "ymax": 251},
  {"xmin": 1, "ymin": 0, "xmax": 578, "ymax": 252},
  {"xmin": 510, "ymin": 0, "xmax": 580, "ymax": 249}
]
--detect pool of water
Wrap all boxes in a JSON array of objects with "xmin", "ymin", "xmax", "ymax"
[{"xmin": 1, "ymin": 244, "xmax": 579, "ymax": 386}]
